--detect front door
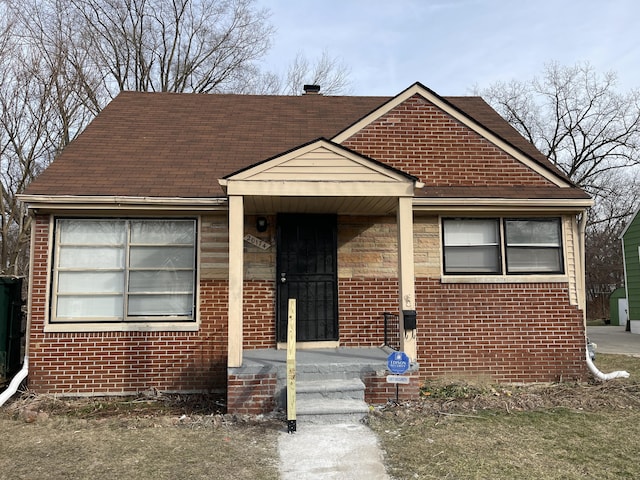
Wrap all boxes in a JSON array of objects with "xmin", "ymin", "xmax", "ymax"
[{"xmin": 277, "ymin": 214, "xmax": 338, "ymax": 342}]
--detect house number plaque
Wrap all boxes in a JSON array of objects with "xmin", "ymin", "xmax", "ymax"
[{"xmin": 244, "ymin": 234, "xmax": 271, "ymax": 250}]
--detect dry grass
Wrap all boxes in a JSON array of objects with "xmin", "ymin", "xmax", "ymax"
[
  {"xmin": 2, "ymin": 355, "xmax": 640, "ymax": 479},
  {"xmin": 369, "ymin": 353, "xmax": 640, "ymax": 479},
  {"xmin": 0, "ymin": 394, "xmax": 282, "ymax": 480}
]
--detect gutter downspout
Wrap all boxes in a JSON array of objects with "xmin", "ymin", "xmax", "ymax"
[
  {"xmin": 621, "ymin": 234, "xmax": 630, "ymax": 331},
  {"xmin": 585, "ymin": 346, "xmax": 629, "ymax": 380},
  {"xmin": 1, "ymin": 213, "xmax": 35, "ymax": 407},
  {"xmin": 576, "ymin": 213, "xmax": 629, "ymax": 380},
  {"xmin": 0, "ymin": 356, "xmax": 28, "ymax": 406},
  {"xmin": 578, "ymin": 212, "xmax": 588, "ymax": 323}
]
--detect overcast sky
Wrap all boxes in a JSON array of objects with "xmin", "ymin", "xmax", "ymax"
[{"xmin": 255, "ymin": 0, "xmax": 639, "ymax": 96}]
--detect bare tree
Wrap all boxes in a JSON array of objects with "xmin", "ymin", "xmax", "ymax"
[
  {"xmin": 237, "ymin": 50, "xmax": 352, "ymax": 95},
  {"xmin": 65, "ymin": 0, "xmax": 274, "ymax": 96},
  {"xmin": 477, "ymin": 62, "xmax": 640, "ymax": 201},
  {"xmin": 281, "ymin": 51, "xmax": 351, "ymax": 95},
  {"xmin": 476, "ymin": 62, "xmax": 640, "ymax": 320},
  {"xmin": 0, "ymin": 0, "xmax": 353, "ymax": 277},
  {"xmin": 584, "ymin": 170, "xmax": 640, "ymax": 319},
  {"xmin": 0, "ymin": 11, "xmax": 69, "ymax": 275}
]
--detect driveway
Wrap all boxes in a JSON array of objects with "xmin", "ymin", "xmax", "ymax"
[{"xmin": 587, "ymin": 325, "xmax": 640, "ymax": 356}]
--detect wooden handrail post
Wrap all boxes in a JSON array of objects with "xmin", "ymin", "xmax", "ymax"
[{"xmin": 286, "ymin": 298, "xmax": 296, "ymax": 433}]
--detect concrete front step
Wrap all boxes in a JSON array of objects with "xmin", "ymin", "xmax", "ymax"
[
  {"xmin": 293, "ymin": 378, "xmax": 369, "ymax": 424},
  {"xmin": 297, "ymin": 378, "xmax": 365, "ymax": 401},
  {"xmin": 295, "ymin": 397, "xmax": 370, "ymax": 424}
]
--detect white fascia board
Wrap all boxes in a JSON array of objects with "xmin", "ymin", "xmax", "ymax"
[
  {"xmin": 18, "ymin": 195, "xmax": 228, "ymax": 211},
  {"xmin": 620, "ymin": 203, "xmax": 640, "ymax": 239},
  {"xmin": 332, "ymin": 83, "xmax": 571, "ymax": 188},
  {"xmin": 225, "ymin": 180, "xmax": 416, "ymax": 197},
  {"xmin": 413, "ymin": 197, "xmax": 593, "ymax": 213}
]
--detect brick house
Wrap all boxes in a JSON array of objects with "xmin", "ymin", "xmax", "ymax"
[{"xmin": 20, "ymin": 82, "xmax": 592, "ymax": 413}]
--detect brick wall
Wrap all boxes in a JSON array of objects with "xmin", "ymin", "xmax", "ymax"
[
  {"xmin": 28, "ymin": 207, "xmax": 588, "ymax": 402},
  {"xmin": 364, "ymin": 371, "xmax": 421, "ymax": 404},
  {"xmin": 227, "ymin": 372, "xmax": 277, "ymax": 414},
  {"xmin": 343, "ymin": 94, "xmax": 555, "ymax": 187},
  {"xmin": 417, "ymin": 279, "xmax": 588, "ymax": 383},
  {"xmin": 243, "ymin": 280, "xmax": 276, "ymax": 349},
  {"xmin": 338, "ymin": 278, "xmax": 398, "ymax": 347}
]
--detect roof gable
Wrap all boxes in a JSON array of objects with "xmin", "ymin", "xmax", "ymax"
[
  {"xmin": 221, "ymin": 138, "xmax": 421, "ymax": 198},
  {"xmin": 334, "ymin": 82, "xmax": 573, "ymax": 188},
  {"xmin": 621, "ymin": 204, "xmax": 640, "ymax": 239}
]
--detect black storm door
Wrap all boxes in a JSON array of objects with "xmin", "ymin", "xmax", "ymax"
[{"xmin": 277, "ymin": 214, "xmax": 338, "ymax": 342}]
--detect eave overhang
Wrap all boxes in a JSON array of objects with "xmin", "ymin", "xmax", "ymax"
[
  {"xmin": 18, "ymin": 194, "xmax": 228, "ymax": 213},
  {"xmin": 413, "ymin": 196, "xmax": 594, "ymax": 214}
]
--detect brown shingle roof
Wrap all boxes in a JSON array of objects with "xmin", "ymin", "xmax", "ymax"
[
  {"xmin": 26, "ymin": 92, "xmax": 390, "ymax": 197},
  {"xmin": 24, "ymin": 88, "xmax": 586, "ymax": 199}
]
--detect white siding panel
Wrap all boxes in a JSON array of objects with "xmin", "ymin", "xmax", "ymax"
[
  {"xmin": 563, "ymin": 215, "xmax": 579, "ymax": 306},
  {"xmin": 251, "ymin": 147, "xmax": 397, "ymax": 182}
]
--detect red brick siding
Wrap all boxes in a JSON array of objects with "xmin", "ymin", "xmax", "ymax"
[
  {"xmin": 343, "ymin": 95, "xmax": 554, "ymax": 187},
  {"xmin": 338, "ymin": 278, "xmax": 399, "ymax": 347},
  {"xmin": 28, "ymin": 213, "xmax": 588, "ymax": 403},
  {"xmin": 417, "ymin": 279, "xmax": 588, "ymax": 383},
  {"xmin": 243, "ymin": 280, "xmax": 276, "ymax": 349},
  {"xmin": 364, "ymin": 372, "xmax": 421, "ymax": 404},
  {"xmin": 227, "ymin": 372, "xmax": 277, "ymax": 414},
  {"xmin": 28, "ymin": 215, "xmax": 228, "ymax": 395}
]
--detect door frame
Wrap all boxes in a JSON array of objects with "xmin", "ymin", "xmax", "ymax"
[{"xmin": 276, "ymin": 213, "xmax": 339, "ymax": 345}]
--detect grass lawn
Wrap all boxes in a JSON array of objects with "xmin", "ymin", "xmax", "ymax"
[
  {"xmin": 1, "ymin": 354, "xmax": 639, "ymax": 479},
  {"xmin": 370, "ymin": 353, "xmax": 640, "ymax": 479},
  {"xmin": 0, "ymin": 397, "xmax": 281, "ymax": 480}
]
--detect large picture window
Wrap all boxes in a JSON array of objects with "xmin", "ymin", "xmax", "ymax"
[
  {"xmin": 443, "ymin": 217, "xmax": 563, "ymax": 275},
  {"xmin": 53, "ymin": 218, "xmax": 197, "ymax": 322}
]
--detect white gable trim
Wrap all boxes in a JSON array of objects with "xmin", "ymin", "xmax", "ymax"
[
  {"xmin": 332, "ymin": 83, "xmax": 571, "ymax": 188},
  {"xmin": 220, "ymin": 139, "xmax": 422, "ymax": 197}
]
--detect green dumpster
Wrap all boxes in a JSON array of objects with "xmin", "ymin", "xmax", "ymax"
[{"xmin": 0, "ymin": 277, "xmax": 23, "ymax": 380}]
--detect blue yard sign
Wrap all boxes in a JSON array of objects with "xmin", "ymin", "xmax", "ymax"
[{"xmin": 387, "ymin": 351, "xmax": 410, "ymax": 375}]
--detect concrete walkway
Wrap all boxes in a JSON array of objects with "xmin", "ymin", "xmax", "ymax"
[
  {"xmin": 278, "ymin": 423, "xmax": 390, "ymax": 480},
  {"xmin": 587, "ymin": 325, "xmax": 640, "ymax": 356}
]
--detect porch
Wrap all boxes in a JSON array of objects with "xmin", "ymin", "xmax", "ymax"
[{"xmin": 227, "ymin": 346, "xmax": 421, "ymax": 419}]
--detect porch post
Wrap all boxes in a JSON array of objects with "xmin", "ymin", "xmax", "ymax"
[
  {"xmin": 397, "ymin": 196, "xmax": 417, "ymax": 360},
  {"xmin": 228, "ymin": 195, "xmax": 244, "ymax": 368}
]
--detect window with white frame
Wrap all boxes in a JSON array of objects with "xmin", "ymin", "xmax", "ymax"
[
  {"xmin": 442, "ymin": 217, "xmax": 563, "ymax": 275},
  {"xmin": 52, "ymin": 218, "xmax": 197, "ymax": 322}
]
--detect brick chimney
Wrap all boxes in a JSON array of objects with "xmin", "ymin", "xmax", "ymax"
[{"xmin": 303, "ymin": 84, "xmax": 321, "ymax": 95}]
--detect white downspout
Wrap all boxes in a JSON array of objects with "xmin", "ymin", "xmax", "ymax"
[
  {"xmin": 578, "ymin": 212, "xmax": 587, "ymax": 317},
  {"xmin": 585, "ymin": 346, "xmax": 629, "ymax": 380},
  {"xmin": 577, "ymin": 213, "xmax": 629, "ymax": 380},
  {"xmin": 1, "ymin": 214, "xmax": 35, "ymax": 407},
  {"xmin": 0, "ymin": 357, "xmax": 28, "ymax": 406}
]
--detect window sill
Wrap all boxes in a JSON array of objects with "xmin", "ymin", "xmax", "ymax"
[
  {"xmin": 44, "ymin": 321, "xmax": 200, "ymax": 333},
  {"xmin": 441, "ymin": 274, "xmax": 569, "ymax": 284}
]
